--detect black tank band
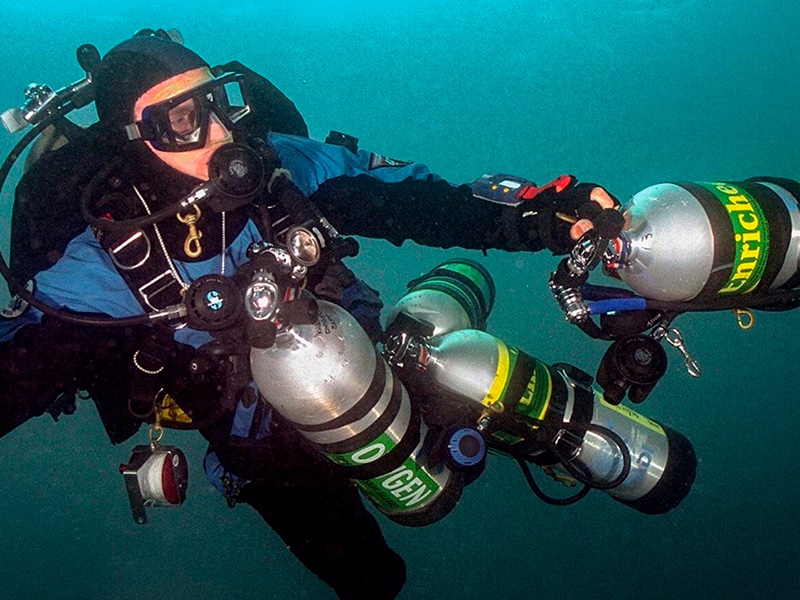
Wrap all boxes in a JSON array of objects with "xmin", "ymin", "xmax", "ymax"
[{"xmin": 678, "ymin": 182, "xmax": 735, "ymax": 300}]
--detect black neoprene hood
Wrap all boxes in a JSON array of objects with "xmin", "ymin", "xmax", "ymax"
[{"xmin": 94, "ymin": 35, "xmax": 209, "ymax": 127}]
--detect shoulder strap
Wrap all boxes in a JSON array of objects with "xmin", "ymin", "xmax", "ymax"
[{"xmin": 94, "ymin": 215, "xmax": 186, "ymax": 312}]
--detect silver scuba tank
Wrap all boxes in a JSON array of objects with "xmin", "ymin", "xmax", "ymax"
[
  {"xmin": 384, "ymin": 258, "xmax": 495, "ymax": 336},
  {"xmin": 609, "ymin": 178, "xmax": 800, "ymax": 302},
  {"xmin": 249, "ymin": 299, "xmax": 462, "ymax": 526},
  {"xmin": 405, "ymin": 328, "xmax": 696, "ymax": 514}
]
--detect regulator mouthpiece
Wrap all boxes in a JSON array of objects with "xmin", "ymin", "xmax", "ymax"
[
  {"xmin": 596, "ymin": 334, "xmax": 668, "ymax": 404},
  {"xmin": 205, "ymin": 143, "xmax": 265, "ymax": 211}
]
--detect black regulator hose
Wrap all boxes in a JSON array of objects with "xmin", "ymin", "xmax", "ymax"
[
  {"xmin": 515, "ymin": 422, "xmax": 632, "ymax": 506},
  {"xmin": 0, "ymin": 115, "xmax": 157, "ymax": 327},
  {"xmin": 644, "ymin": 291, "xmax": 800, "ymax": 313},
  {"xmin": 516, "ymin": 458, "xmax": 591, "ymax": 506},
  {"xmin": 78, "ymin": 155, "xmax": 192, "ymax": 233}
]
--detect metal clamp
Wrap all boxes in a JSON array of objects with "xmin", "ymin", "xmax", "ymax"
[{"xmin": 652, "ymin": 324, "xmax": 701, "ymax": 378}]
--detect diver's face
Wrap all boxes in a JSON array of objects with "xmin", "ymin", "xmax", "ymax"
[
  {"xmin": 168, "ymin": 98, "xmax": 201, "ymax": 141},
  {"xmin": 134, "ymin": 67, "xmax": 234, "ymax": 181}
]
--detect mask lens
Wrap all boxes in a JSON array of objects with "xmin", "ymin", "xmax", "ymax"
[
  {"xmin": 211, "ymin": 78, "xmax": 250, "ymax": 123},
  {"xmin": 168, "ymin": 98, "xmax": 201, "ymax": 144}
]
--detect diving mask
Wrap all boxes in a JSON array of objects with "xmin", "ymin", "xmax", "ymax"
[{"xmin": 127, "ymin": 70, "xmax": 251, "ymax": 152}]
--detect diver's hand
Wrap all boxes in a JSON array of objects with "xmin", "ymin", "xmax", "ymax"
[
  {"xmin": 527, "ymin": 177, "xmax": 622, "ymax": 254},
  {"xmin": 568, "ymin": 187, "xmax": 619, "ymax": 240}
]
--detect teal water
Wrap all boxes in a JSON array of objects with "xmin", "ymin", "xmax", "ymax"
[{"xmin": 1, "ymin": 1, "xmax": 799, "ymax": 598}]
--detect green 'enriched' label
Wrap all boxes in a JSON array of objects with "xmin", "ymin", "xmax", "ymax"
[
  {"xmin": 514, "ymin": 354, "xmax": 552, "ymax": 421},
  {"xmin": 700, "ymin": 182, "xmax": 770, "ymax": 295}
]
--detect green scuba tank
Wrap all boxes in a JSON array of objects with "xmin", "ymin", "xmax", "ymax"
[{"xmin": 384, "ymin": 259, "xmax": 496, "ymax": 335}]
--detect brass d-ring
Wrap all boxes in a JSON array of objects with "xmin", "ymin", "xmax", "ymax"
[{"xmin": 733, "ymin": 308, "xmax": 755, "ymax": 330}]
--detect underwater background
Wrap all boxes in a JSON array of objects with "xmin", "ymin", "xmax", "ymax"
[{"xmin": 1, "ymin": 1, "xmax": 799, "ymax": 598}]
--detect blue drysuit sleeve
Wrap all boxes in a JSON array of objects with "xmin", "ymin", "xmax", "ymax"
[{"xmin": 267, "ymin": 132, "xmax": 440, "ymax": 196}]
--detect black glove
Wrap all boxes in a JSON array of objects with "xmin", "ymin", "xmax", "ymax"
[{"xmin": 520, "ymin": 176, "xmax": 622, "ymax": 254}]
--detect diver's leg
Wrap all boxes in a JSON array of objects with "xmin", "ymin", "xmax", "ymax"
[{"xmin": 239, "ymin": 450, "xmax": 406, "ymax": 600}]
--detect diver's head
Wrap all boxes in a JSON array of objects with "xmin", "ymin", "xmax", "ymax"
[{"xmin": 94, "ymin": 32, "xmax": 250, "ymax": 181}]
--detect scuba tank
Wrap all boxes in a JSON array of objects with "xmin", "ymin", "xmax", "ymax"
[
  {"xmin": 249, "ymin": 258, "xmax": 497, "ymax": 526},
  {"xmin": 384, "ymin": 258, "xmax": 495, "ymax": 336},
  {"xmin": 550, "ymin": 177, "xmax": 800, "ymax": 403},
  {"xmin": 608, "ymin": 178, "xmax": 800, "ymax": 303},
  {"xmin": 391, "ymin": 328, "xmax": 696, "ymax": 514},
  {"xmin": 249, "ymin": 299, "xmax": 462, "ymax": 526},
  {"xmin": 384, "ymin": 262, "xmax": 695, "ymax": 514}
]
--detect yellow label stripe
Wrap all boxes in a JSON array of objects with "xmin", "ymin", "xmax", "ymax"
[{"xmin": 483, "ymin": 339, "xmax": 511, "ymax": 406}]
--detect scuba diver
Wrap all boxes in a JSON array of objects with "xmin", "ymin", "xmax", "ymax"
[{"xmin": 0, "ymin": 28, "xmax": 683, "ymax": 600}]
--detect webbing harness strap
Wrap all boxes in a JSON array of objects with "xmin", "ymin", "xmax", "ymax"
[{"xmin": 97, "ymin": 222, "xmax": 186, "ymax": 312}]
